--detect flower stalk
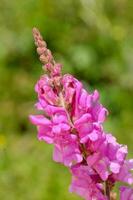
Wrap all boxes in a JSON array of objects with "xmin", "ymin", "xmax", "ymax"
[{"xmin": 105, "ymin": 181, "xmax": 110, "ymax": 200}]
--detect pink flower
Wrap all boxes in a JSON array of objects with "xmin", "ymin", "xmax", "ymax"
[
  {"xmin": 53, "ymin": 134, "xmax": 83, "ymax": 166},
  {"xmin": 35, "ymin": 75, "xmax": 59, "ymax": 106},
  {"xmin": 74, "ymin": 114, "xmax": 102, "ymax": 143},
  {"xmin": 70, "ymin": 164, "xmax": 107, "ymax": 200},
  {"xmin": 120, "ymin": 186, "xmax": 133, "ymax": 200},
  {"xmin": 73, "ymin": 85, "xmax": 108, "ymax": 123},
  {"xmin": 86, "ymin": 129, "xmax": 106, "ymax": 153},
  {"xmin": 87, "ymin": 152, "xmax": 109, "ymax": 181},
  {"xmin": 62, "ymin": 74, "xmax": 81, "ymax": 106},
  {"xmin": 115, "ymin": 159, "xmax": 133, "ymax": 184},
  {"xmin": 30, "ymin": 114, "xmax": 83, "ymax": 166},
  {"xmin": 29, "ymin": 115, "xmax": 54, "ymax": 143},
  {"xmin": 86, "ymin": 133, "xmax": 128, "ymax": 181}
]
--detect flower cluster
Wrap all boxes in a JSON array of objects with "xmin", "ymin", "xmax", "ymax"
[{"xmin": 30, "ymin": 28, "xmax": 133, "ymax": 199}]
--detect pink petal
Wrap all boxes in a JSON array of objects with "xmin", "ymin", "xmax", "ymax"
[
  {"xmin": 110, "ymin": 162, "xmax": 121, "ymax": 174},
  {"xmin": 98, "ymin": 108, "xmax": 108, "ymax": 123},
  {"xmin": 29, "ymin": 115, "xmax": 51, "ymax": 125}
]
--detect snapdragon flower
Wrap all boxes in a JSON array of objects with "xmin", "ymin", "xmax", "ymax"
[{"xmin": 30, "ymin": 28, "xmax": 133, "ymax": 200}]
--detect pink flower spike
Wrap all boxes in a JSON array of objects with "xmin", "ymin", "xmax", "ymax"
[{"xmin": 30, "ymin": 28, "xmax": 133, "ymax": 200}]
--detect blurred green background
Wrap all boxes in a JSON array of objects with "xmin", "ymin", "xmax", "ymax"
[{"xmin": 0, "ymin": 0, "xmax": 133, "ymax": 199}]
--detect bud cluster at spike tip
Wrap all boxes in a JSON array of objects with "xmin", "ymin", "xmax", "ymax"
[{"xmin": 30, "ymin": 28, "xmax": 133, "ymax": 200}]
